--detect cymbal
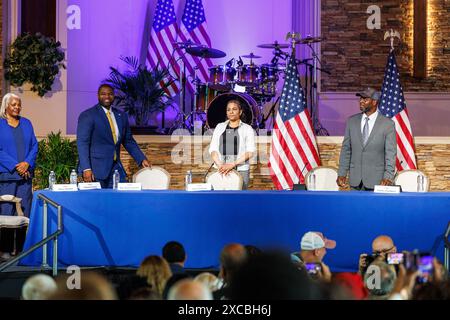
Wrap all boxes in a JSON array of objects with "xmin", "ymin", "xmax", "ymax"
[
  {"xmin": 242, "ymin": 53, "xmax": 262, "ymax": 59},
  {"xmin": 297, "ymin": 36, "xmax": 323, "ymax": 44},
  {"xmin": 257, "ymin": 41, "xmax": 289, "ymax": 49},
  {"xmin": 186, "ymin": 46, "xmax": 226, "ymax": 58}
]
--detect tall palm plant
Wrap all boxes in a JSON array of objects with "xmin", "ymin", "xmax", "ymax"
[{"xmin": 106, "ymin": 56, "xmax": 174, "ymax": 126}]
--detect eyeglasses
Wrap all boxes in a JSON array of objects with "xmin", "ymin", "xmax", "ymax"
[{"xmin": 372, "ymin": 246, "xmax": 395, "ymax": 256}]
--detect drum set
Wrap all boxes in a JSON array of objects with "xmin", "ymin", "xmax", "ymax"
[{"xmin": 169, "ymin": 36, "xmax": 326, "ymax": 134}]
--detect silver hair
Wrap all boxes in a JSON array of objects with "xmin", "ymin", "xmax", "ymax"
[{"xmin": 0, "ymin": 93, "xmax": 21, "ymax": 119}]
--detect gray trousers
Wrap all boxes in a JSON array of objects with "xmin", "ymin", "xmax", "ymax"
[{"xmin": 239, "ymin": 170, "xmax": 250, "ymax": 190}]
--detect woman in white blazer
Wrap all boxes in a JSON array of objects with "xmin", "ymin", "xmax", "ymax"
[{"xmin": 209, "ymin": 100, "xmax": 256, "ymax": 189}]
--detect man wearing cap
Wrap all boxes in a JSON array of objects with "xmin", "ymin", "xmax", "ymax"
[
  {"xmin": 337, "ymin": 87, "xmax": 396, "ymax": 190},
  {"xmin": 291, "ymin": 232, "xmax": 336, "ymax": 281}
]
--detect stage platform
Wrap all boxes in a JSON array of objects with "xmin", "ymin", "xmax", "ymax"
[{"xmin": 17, "ymin": 190, "xmax": 450, "ymax": 273}]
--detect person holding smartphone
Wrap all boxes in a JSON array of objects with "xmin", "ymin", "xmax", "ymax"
[{"xmin": 291, "ymin": 231, "xmax": 336, "ymax": 282}]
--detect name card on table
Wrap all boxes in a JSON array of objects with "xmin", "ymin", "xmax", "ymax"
[
  {"xmin": 186, "ymin": 183, "xmax": 212, "ymax": 192},
  {"xmin": 52, "ymin": 184, "xmax": 78, "ymax": 192},
  {"xmin": 78, "ymin": 182, "xmax": 102, "ymax": 190},
  {"xmin": 117, "ymin": 183, "xmax": 142, "ymax": 191},
  {"xmin": 374, "ymin": 185, "xmax": 401, "ymax": 194}
]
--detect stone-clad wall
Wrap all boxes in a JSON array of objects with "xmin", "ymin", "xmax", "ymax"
[
  {"xmin": 321, "ymin": 0, "xmax": 450, "ymax": 92},
  {"xmin": 119, "ymin": 136, "xmax": 450, "ymax": 191}
]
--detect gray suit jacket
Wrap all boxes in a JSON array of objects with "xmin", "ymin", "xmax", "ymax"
[{"xmin": 338, "ymin": 112, "xmax": 397, "ymax": 189}]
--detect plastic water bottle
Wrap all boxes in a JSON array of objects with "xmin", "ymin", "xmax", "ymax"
[
  {"xmin": 70, "ymin": 169, "xmax": 78, "ymax": 185},
  {"xmin": 417, "ymin": 174, "xmax": 425, "ymax": 192},
  {"xmin": 113, "ymin": 170, "xmax": 120, "ymax": 190},
  {"xmin": 48, "ymin": 171, "xmax": 56, "ymax": 190},
  {"xmin": 185, "ymin": 170, "xmax": 192, "ymax": 190},
  {"xmin": 309, "ymin": 173, "xmax": 316, "ymax": 190}
]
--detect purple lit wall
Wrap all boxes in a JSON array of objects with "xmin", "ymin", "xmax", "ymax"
[{"xmin": 66, "ymin": 0, "xmax": 292, "ymax": 134}]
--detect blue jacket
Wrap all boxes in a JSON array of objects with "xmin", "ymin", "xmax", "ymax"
[
  {"xmin": 0, "ymin": 117, "xmax": 38, "ymax": 175},
  {"xmin": 76, "ymin": 104, "xmax": 146, "ymax": 180}
]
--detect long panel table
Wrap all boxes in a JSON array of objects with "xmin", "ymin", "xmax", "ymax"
[{"xmin": 20, "ymin": 190, "xmax": 450, "ymax": 272}]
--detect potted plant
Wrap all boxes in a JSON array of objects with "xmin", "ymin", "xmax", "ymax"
[
  {"xmin": 4, "ymin": 32, "xmax": 65, "ymax": 97},
  {"xmin": 34, "ymin": 132, "xmax": 78, "ymax": 190},
  {"xmin": 105, "ymin": 56, "xmax": 174, "ymax": 134}
]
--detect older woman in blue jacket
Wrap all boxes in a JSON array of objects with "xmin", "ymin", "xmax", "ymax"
[{"xmin": 0, "ymin": 93, "xmax": 38, "ymax": 217}]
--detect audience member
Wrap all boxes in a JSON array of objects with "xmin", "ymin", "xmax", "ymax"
[
  {"xmin": 332, "ymin": 272, "xmax": 368, "ymax": 300},
  {"xmin": 49, "ymin": 272, "xmax": 117, "ymax": 300},
  {"xmin": 167, "ymin": 279, "xmax": 213, "ymax": 300},
  {"xmin": 21, "ymin": 274, "xmax": 57, "ymax": 300},
  {"xmin": 359, "ymin": 235, "xmax": 397, "ymax": 275},
  {"xmin": 162, "ymin": 273, "xmax": 192, "ymax": 300},
  {"xmin": 194, "ymin": 272, "xmax": 222, "ymax": 293},
  {"xmin": 214, "ymin": 243, "xmax": 248, "ymax": 300},
  {"xmin": 162, "ymin": 241, "xmax": 187, "ymax": 275},
  {"xmin": 364, "ymin": 260, "xmax": 397, "ymax": 300},
  {"xmin": 244, "ymin": 244, "xmax": 262, "ymax": 258},
  {"xmin": 291, "ymin": 231, "xmax": 336, "ymax": 282},
  {"xmin": 229, "ymin": 251, "xmax": 322, "ymax": 300},
  {"xmin": 136, "ymin": 255, "xmax": 172, "ymax": 298}
]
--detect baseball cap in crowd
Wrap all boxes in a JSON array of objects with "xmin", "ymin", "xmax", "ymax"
[
  {"xmin": 301, "ymin": 232, "xmax": 337, "ymax": 250},
  {"xmin": 356, "ymin": 87, "xmax": 381, "ymax": 101}
]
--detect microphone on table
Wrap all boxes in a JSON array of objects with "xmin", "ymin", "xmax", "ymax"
[
  {"xmin": 292, "ymin": 162, "xmax": 309, "ymax": 190},
  {"xmin": 204, "ymin": 162, "xmax": 215, "ymax": 182}
]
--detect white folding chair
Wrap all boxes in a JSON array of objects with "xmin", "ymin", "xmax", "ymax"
[
  {"xmin": 206, "ymin": 170, "xmax": 243, "ymax": 190},
  {"xmin": 304, "ymin": 166, "xmax": 339, "ymax": 191},
  {"xmin": 132, "ymin": 166, "xmax": 171, "ymax": 190},
  {"xmin": 0, "ymin": 195, "xmax": 30, "ymax": 256},
  {"xmin": 394, "ymin": 169, "xmax": 430, "ymax": 192}
]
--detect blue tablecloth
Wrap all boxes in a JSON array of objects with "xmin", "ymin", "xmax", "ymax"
[{"xmin": 20, "ymin": 190, "xmax": 450, "ymax": 272}]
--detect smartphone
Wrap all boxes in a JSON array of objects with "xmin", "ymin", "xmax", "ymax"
[
  {"xmin": 416, "ymin": 254, "xmax": 433, "ymax": 284},
  {"xmin": 305, "ymin": 263, "xmax": 322, "ymax": 276},
  {"xmin": 387, "ymin": 253, "xmax": 404, "ymax": 265}
]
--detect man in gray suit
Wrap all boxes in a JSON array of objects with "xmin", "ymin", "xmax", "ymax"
[{"xmin": 337, "ymin": 88, "xmax": 397, "ymax": 190}]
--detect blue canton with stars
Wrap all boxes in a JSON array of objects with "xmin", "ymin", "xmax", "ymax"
[
  {"xmin": 379, "ymin": 51, "xmax": 406, "ymax": 118},
  {"xmin": 153, "ymin": 0, "xmax": 177, "ymax": 32},
  {"xmin": 182, "ymin": 0, "xmax": 207, "ymax": 32},
  {"xmin": 279, "ymin": 55, "xmax": 308, "ymax": 122}
]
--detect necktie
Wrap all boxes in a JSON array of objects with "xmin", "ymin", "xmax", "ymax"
[
  {"xmin": 362, "ymin": 116, "xmax": 370, "ymax": 146},
  {"xmin": 106, "ymin": 111, "xmax": 117, "ymax": 160}
]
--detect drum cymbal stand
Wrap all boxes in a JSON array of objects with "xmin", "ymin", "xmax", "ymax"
[
  {"xmin": 186, "ymin": 62, "xmax": 207, "ymax": 134},
  {"xmin": 169, "ymin": 47, "xmax": 192, "ymax": 134},
  {"xmin": 306, "ymin": 41, "xmax": 330, "ymax": 136}
]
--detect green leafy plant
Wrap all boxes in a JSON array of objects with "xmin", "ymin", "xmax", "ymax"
[
  {"xmin": 4, "ymin": 32, "xmax": 66, "ymax": 97},
  {"xmin": 34, "ymin": 132, "xmax": 78, "ymax": 190},
  {"xmin": 105, "ymin": 56, "xmax": 173, "ymax": 126}
]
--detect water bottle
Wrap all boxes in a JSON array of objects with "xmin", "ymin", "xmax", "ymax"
[
  {"xmin": 417, "ymin": 174, "xmax": 425, "ymax": 192},
  {"xmin": 309, "ymin": 173, "xmax": 316, "ymax": 190},
  {"xmin": 113, "ymin": 170, "xmax": 120, "ymax": 190},
  {"xmin": 185, "ymin": 170, "xmax": 192, "ymax": 190},
  {"xmin": 48, "ymin": 171, "xmax": 56, "ymax": 190},
  {"xmin": 70, "ymin": 169, "xmax": 78, "ymax": 185}
]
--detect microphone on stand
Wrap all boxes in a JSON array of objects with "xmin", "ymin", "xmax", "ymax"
[
  {"xmin": 225, "ymin": 58, "xmax": 234, "ymax": 68},
  {"xmin": 204, "ymin": 162, "xmax": 215, "ymax": 182},
  {"xmin": 237, "ymin": 56, "xmax": 244, "ymax": 67},
  {"xmin": 292, "ymin": 162, "xmax": 309, "ymax": 190}
]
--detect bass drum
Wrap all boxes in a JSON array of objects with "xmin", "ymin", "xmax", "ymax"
[{"xmin": 206, "ymin": 93, "xmax": 260, "ymax": 129}]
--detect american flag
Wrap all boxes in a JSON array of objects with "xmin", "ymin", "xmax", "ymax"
[
  {"xmin": 269, "ymin": 55, "xmax": 321, "ymax": 190},
  {"xmin": 179, "ymin": 0, "xmax": 213, "ymax": 92},
  {"xmin": 146, "ymin": 0, "xmax": 181, "ymax": 96},
  {"xmin": 378, "ymin": 51, "xmax": 417, "ymax": 170}
]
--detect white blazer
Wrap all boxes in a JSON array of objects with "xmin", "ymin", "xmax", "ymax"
[{"xmin": 209, "ymin": 120, "xmax": 256, "ymax": 171}]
